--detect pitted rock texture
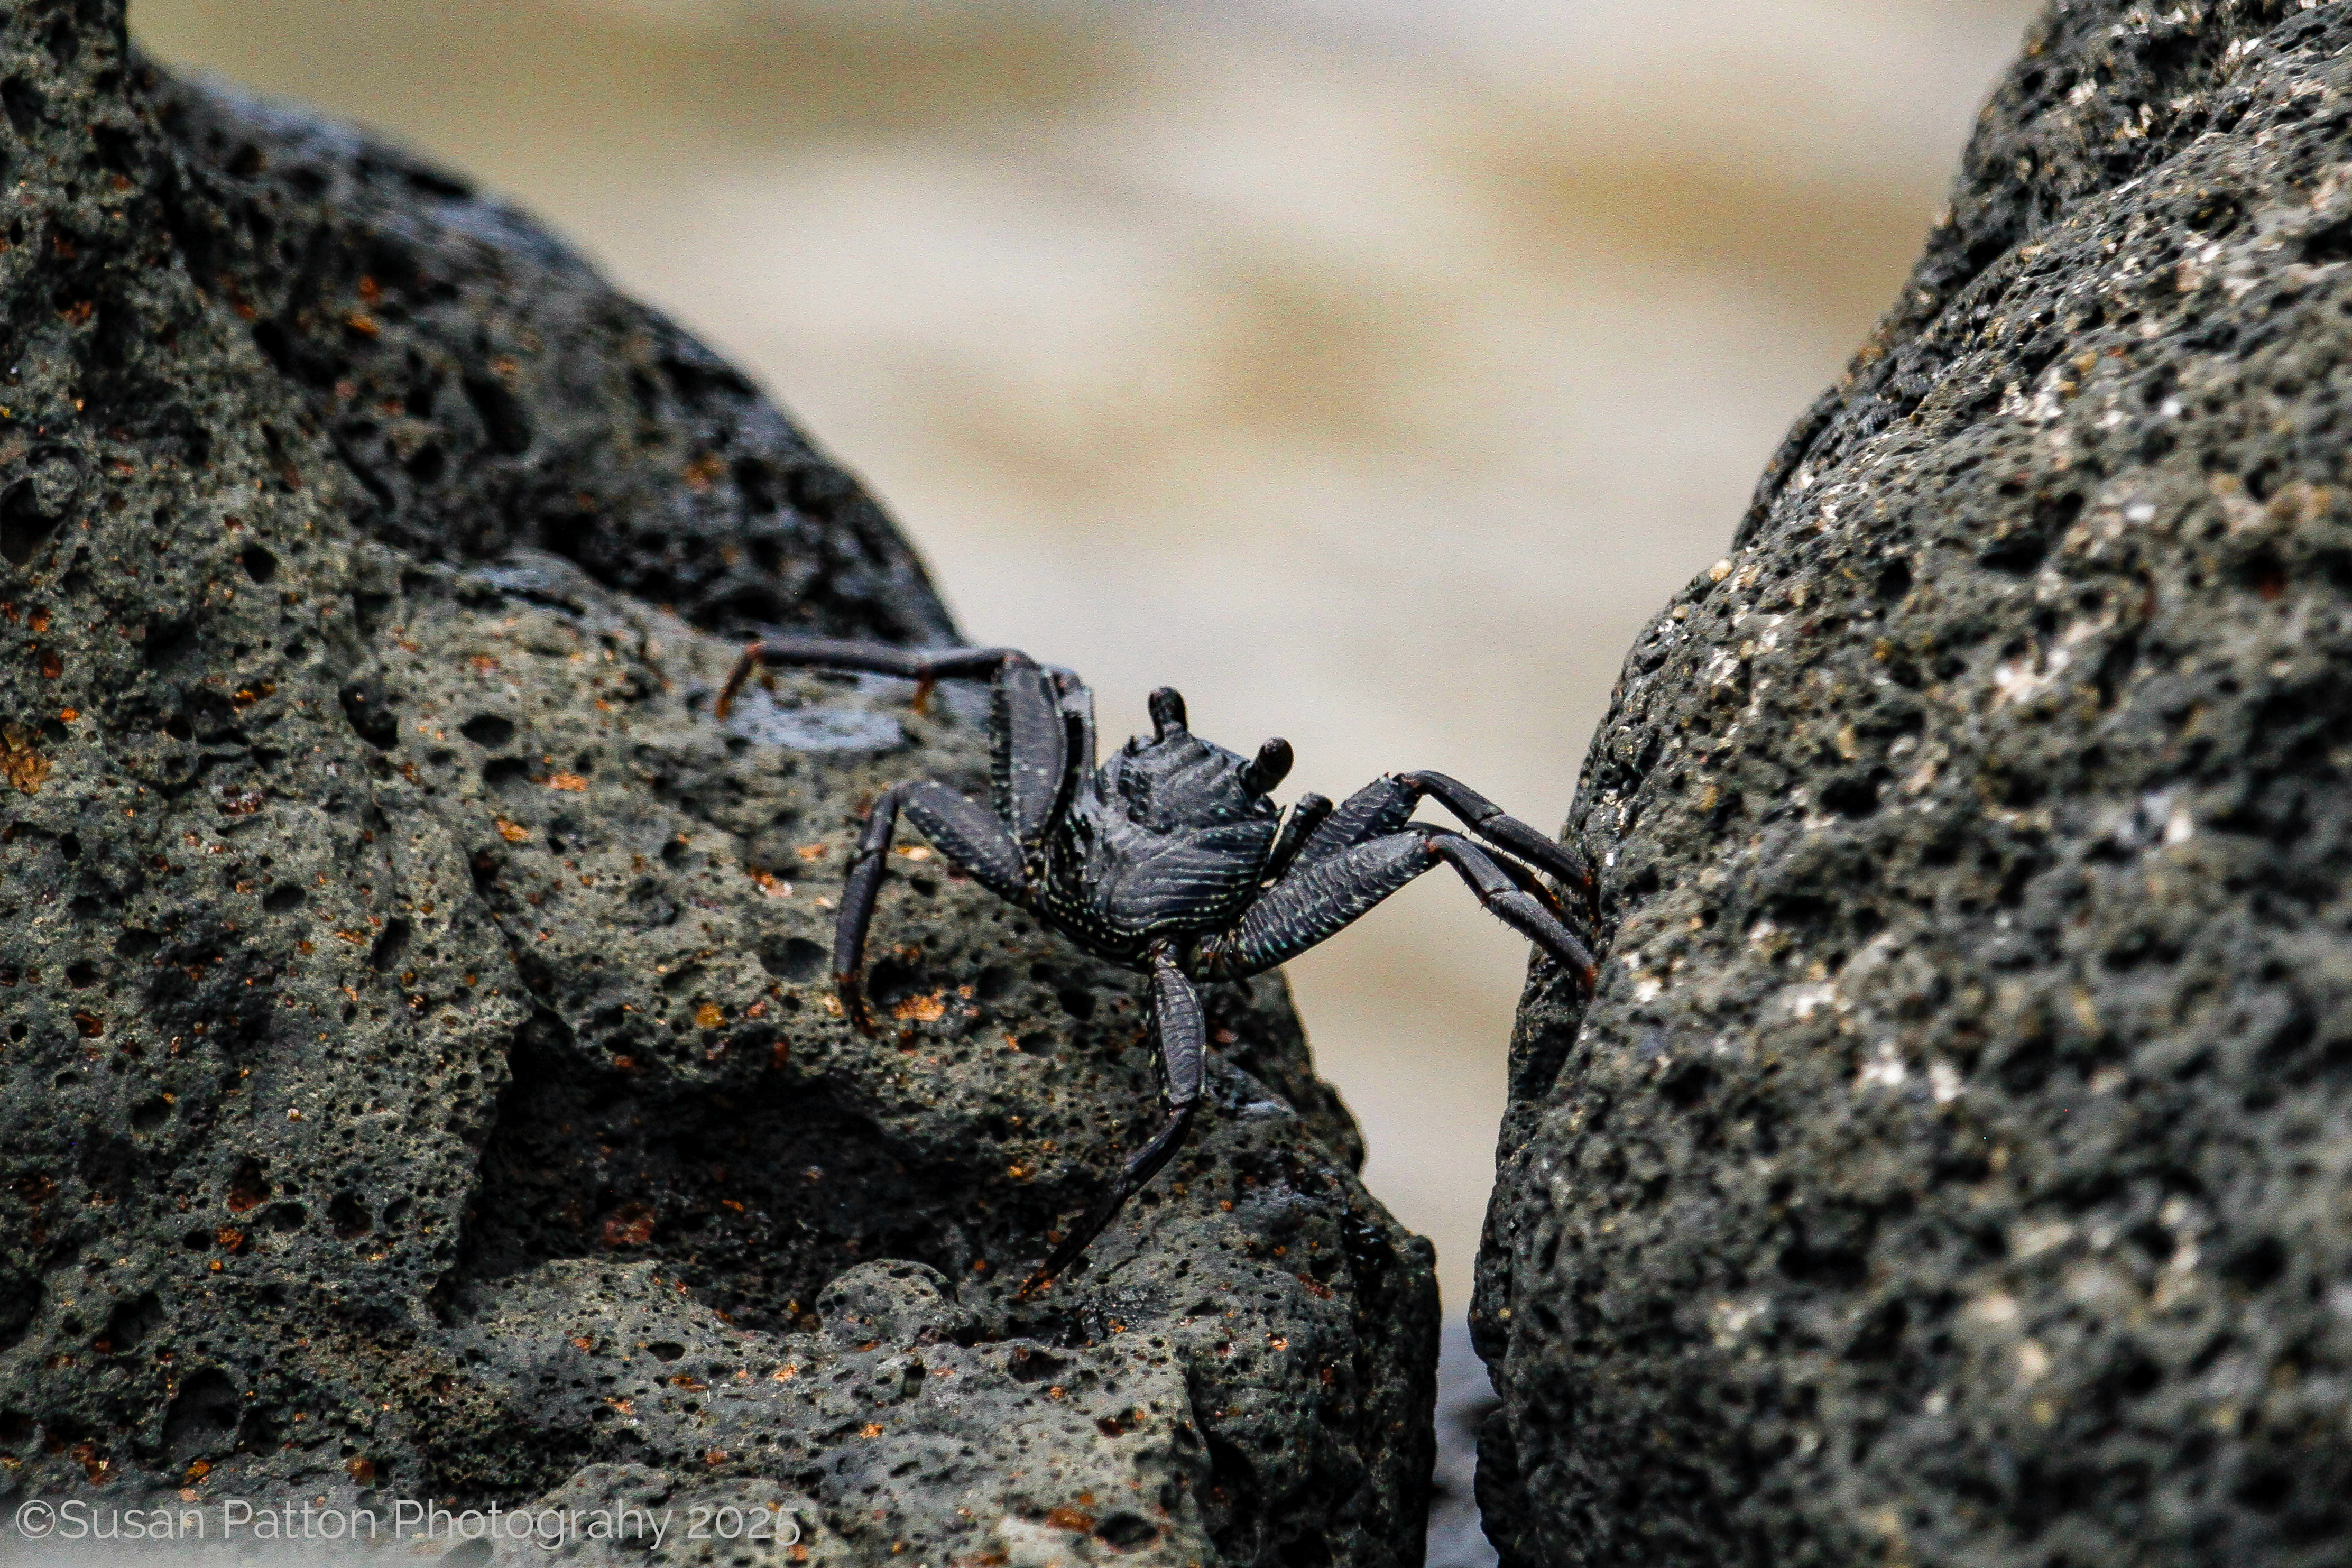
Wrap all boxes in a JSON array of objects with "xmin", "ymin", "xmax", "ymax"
[
  {"xmin": 0, "ymin": 8, "xmax": 1435, "ymax": 1566},
  {"xmin": 148, "ymin": 62, "xmax": 953, "ymax": 649},
  {"xmin": 1476, "ymin": 2, "xmax": 2352, "ymax": 1564}
]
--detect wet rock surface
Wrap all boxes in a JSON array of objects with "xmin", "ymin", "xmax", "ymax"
[
  {"xmin": 1475, "ymin": 3, "xmax": 2352, "ymax": 1564},
  {"xmin": 0, "ymin": 7, "xmax": 1435, "ymax": 1565}
]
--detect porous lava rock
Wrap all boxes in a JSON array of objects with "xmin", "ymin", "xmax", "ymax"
[
  {"xmin": 1476, "ymin": 2, "xmax": 2352, "ymax": 1564},
  {"xmin": 0, "ymin": 6, "xmax": 1436, "ymax": 1564}
]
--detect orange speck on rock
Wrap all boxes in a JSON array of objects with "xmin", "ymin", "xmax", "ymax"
[
  {"xmin": 600, "ymin": 1201, "xmax": 656, "ymax": 1248},
  {"xmin": 1045, "ymin": 1507, "xmax": 1094, "ymax": 1532},
  {"xmin": 495, "ymin": 818, "xmax": 530, "ymax": 843},
  {"xmin": 860, "ymin": 1423, "xmax": 884, "ymax": 1439},
  {"xmin": 695, "ymin": 1001, "xmax": 724, "ymax": 1029},
  {"xmin": 795, "ymin": 842, "xmax": 830, "ymax": 862},
  {"xmin": 2, "ymin": 724, "xmax": 50, "ymax": 795},
  {"xmin": 892, "ymin": 991, "xmax": 947, "ymax": 1023},
  {"xmin": 346, "ymin": 1456, "xmax": 375, "ymax": 1482},
  {"xmin": 36, "ymin": 648, "xmax": 60, "ymax": 678},
  {"xmin": 547, "ymin": 772, "xmax": 588, "ymax": 791}
]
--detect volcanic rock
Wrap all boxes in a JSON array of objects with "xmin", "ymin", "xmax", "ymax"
[
  {"xmin": 1477, "ymin": 3, "xmax": 2352, "ymax": 1563},
  {"xmin": 0, "ymin": 7, "xmax": 1435, "ymax": 1564}
]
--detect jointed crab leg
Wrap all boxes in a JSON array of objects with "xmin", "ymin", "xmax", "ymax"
[
  {"xmin": 1020, "ymin": 940, "xmax": 1205, "ymax": 1297},
  {"xmin": 1195, "ymin": 827, "xmax": 1596, "ymax": 990},
  {"xmin": 1290, "ymin": 770, "xmax": 1594, "ymax": 901},
  {"xmin": 716, "ymin": 635, "xmax": 1023, "ymax": 717},
  {"xmin": 833, "ymin": 779, "xmax": 1028, "ymax": 1033}
]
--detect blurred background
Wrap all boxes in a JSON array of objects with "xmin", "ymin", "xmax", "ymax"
[{"xmin": 135, "ymin": 0, "xmax": 2039, "ymax": 1321}]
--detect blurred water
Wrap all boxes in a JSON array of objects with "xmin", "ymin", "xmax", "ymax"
[{"xmin": 135, "ymin": 0, "xmax": 2037, "ymax": 1324}]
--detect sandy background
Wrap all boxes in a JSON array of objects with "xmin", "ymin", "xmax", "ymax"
[{"xmin": 133, "ymin": 0, "xmax": 2040, "ymax": 1318}]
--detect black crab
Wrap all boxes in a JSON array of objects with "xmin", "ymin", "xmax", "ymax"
[{"xmin": 715, "ymin": 637, "xmax": 1599, "ymax": 1295}]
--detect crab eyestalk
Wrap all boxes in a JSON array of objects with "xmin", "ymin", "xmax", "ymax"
[
  {"xmin": 1148, "ymin": 686, "xmax": 1188, "ymax": 738},
  {"xmin": 1241, "ymin": 736, "xmax": 1293, "ymax": 795}
]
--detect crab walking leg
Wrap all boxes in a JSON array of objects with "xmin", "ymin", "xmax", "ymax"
[
  {"xmin": 1020, "ymin": 942, "xmax": 1206, "ymax": 1297},
  {"xmin": 718, "ymin": 637, "xmax": 1080, "ymax": 865},
  {"xmin": 992, "ymin": 654, "xmax": 1074, "ymax": 857},
  {"xmin": 834, "ymin": 779, "xmax": 1030, "ymax": 1033},
  {"xmin": 1289, "ymin": 770, "xmax": 1593, "ymax": 900},
  {"xmin": 1195, "ymin": 828, "xmax": 1597, "ymax": 990},
  {"xmin": 1424, "ymin": 834, "xmax": 1599, "ymax": 989},
  {"xmin": 716, "ymin": 636, "xmax": 1029, "ymax": 718}
]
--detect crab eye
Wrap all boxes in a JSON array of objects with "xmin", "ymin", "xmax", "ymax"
[
  {"xmin": 1240, "ymin": 737, "xmax": 1292, "ymax": 795},
  {"xmin": 1148, "ymin": 687, "xmax": 1188, "ymax": 739}
]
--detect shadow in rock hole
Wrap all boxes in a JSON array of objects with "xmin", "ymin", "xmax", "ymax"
[{"xmin": 449, "ymin": 1012, "xmax": 1097, "ymax": 1340}]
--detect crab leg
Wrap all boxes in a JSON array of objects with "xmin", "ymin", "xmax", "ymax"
[
  {"xmin": 1020, "ymin": 941, "xmax": 1205, "ymax": 1296},
  {"xmin": 715, "ymin": 635, "xmax": 1025, "ymax": 717},
  {"xmin": 1194, "ymin": 828, "xmax": 1596, "ymax": 991},
  {"xmin": 1290, "ymin": 770, "xmax": 1593, "ymax": 901},
  {"xmin": 834, "ymin": 779, "xmax": 1028, "ymax": 1033}
]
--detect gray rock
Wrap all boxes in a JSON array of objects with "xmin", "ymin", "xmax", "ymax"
[
  {"xmin": 1475, "ymin": 3, "xmax": 2352, "ymax": 1563},
  {"xmin": 0, "ymin": 7, "xmax": 1435, "ymax": 1564}
]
